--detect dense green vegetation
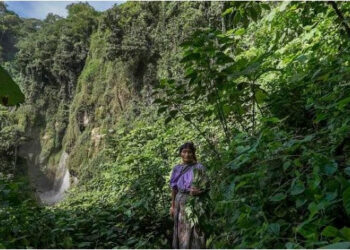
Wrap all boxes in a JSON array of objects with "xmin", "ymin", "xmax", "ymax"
[{"xmin": 1, "ymin": 1, "xmax": 350, "ymax": 248}]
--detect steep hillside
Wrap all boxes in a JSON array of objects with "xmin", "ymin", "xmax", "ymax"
[{"xmin": 8, "ymin": 2, "xmax": 224, "ymax": 204}]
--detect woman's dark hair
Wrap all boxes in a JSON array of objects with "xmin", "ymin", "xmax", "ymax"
[{"xmin": 179, "ymin": 141, "xmax": 197, "ymax": 162}]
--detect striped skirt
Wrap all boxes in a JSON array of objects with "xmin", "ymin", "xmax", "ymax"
[{"xmin": 172, "ymin": 191, "xmax": 206, "ymax": 249}]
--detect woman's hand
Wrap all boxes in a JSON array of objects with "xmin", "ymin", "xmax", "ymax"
[{"xmin": 189, "ymin": 187, "xmax": 202, "ymax": 196}]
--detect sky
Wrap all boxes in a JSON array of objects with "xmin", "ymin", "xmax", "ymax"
[{"xmin": 5, "ymin": 1, "xmax": 125, "ymax": 20}]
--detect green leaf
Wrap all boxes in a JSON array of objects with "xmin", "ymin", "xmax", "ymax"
[
  {"xmin": 180, "ymin": 53, "xmax": 201, "ymax": 63},
  {"xmin": 269, "ymin": 193, "xmax": 286, "ymax": 202},
  {"xmin": 261, "ymin": 3, "xmax": 271, "ymax": 10},
  {"xmin": 0, "ymin": 65, "xmax": 25, "ymax": 106},
  {"xmin": 261, "ymin": 117, "xmax": 280, "ymax": 124},
  {"xmin": 337, "ymin": 97, "xmax": 350, "ymax": 110},
  {"xmin": 125, "ymin": 209, "xmax": 132, "ymax": 217},
  {"xmin": 321, "ymin": 242, "xmax": 350, "ymax": 249},
  {"xmin": 185, "ymin": 69, "xmax": 197, "ymax": 80},
  {"xmin": 325, "ymin": 191, "xmax": 337, "ymax": 202},
  {"xmin": 268, "ymin": 223, "xmax": 280, "ymax": 235},
  {"xmin": 296, "ymin": 198, "xmax": 307, "ymax": 208},
  {"xmin": 310, "ymin": 176, "xmax": 321, "ymax": 190},
  {"xmin": 340, "ymin": 228, "xmax": 350, "ymax": 241},
  {"xmin": 302, "ymin": 134, "xmax": 314, "ymax": 142},
  {"xmin": 291, "ymin": 180, "xmax": 305, "ymax": 195},
  {"xmin": 63, "ymin": 236, "xmax": 73, "ymax": 248},
  {"xmin": 248, "ymin": 7, "xmax": 258, "ymax": 22},
  {"xmin": 234, "ymin": 28, "xmax": 245, "ymax": 36},
  {"xmin": 322, "ymin": 226, "xmax": 339, "ymax": 237},
  {"xmin": 255, "ymin": 88, "xmax": 267, "ymax": 104},
  {"xmin": 222, "ymin": 7, "xmax": 233, "ymax": 17},
  {"xmin": 343, "ymin": 187, "xmax": 350, "ymax": 216},
  {"xmin": 297, "ymin": 222, "xmax": 318, "ymax": 240},
  {"xmin": 323, "ymin": 162, "xmax": 338, "ymax": 176},
  {"xmin": 308, "ymin": 202, "xmax": 320, "ymax": 218},
  {"xmin": 233, "ymin": 12, "xmax": 241, "ymax": 25},
  {"xmin": 295, "ymin": 54, "xmax": 308, "ymax": 63},
  {"xmin": 78, "ymin": 242, "xmax": 92, "ymax": 248},
  {"xmin": 285, "ymin": 242, "xmax": 298, "ymax": 249},
  {"xmin": 315, "ymin": 113, "xmax": 327, "ymax": 123}
]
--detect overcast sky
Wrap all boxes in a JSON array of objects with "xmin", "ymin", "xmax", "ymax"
[{"xmin": 5, "ymin": 1, "xmax": 124, "ymax": 20}]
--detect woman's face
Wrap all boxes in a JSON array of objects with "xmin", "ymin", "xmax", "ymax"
[{"xmin": 181, "ymin": 148, "xmax": 195, "ymax": 164}]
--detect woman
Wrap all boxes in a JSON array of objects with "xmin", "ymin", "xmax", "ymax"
[{"xmin": 170, "ymin": 142, "xmax": 209, "ymax": 249}]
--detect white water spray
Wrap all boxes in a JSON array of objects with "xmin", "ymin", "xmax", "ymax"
[{"xmin": 39, "ymin": 152, "xmax": 70, "ymax": 205}]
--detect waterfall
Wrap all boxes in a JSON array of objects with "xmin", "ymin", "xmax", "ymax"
[
  {"xmin": 38, "ymin": 152, "xmax": 71, "ymax": 205},
  {"xmin": 18, "ymin": 127, "xmax": 73, "ymax": 206}
]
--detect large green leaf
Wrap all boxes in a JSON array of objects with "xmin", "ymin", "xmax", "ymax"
[
  {"xmin": 268, "ymin": 223, "xmax": 280, "ymax": 236},
  {"xmin": 255, "ymin": 88, "xmax": 267, "ymax": 104},
  {"xmin": 337, "ymin": 97, "xmax": 350, "ymax": 110},
  {"xmin": 290, "ymin": 180, "xmax": 305, "ymax": 196},
  {"xmin": 321, "ymin": 226, "xmax": 338, "ymax": 237},
  {"xmin": 221, "ymin": 7, "xmax": 233, "ymax": 17},
  {"xmin": 321, "ymin": 242, "xmax": 350, "ymax": 249},
  {"xmin": 269, "ymin": 193, "xmax": 286, "ymax": 202},
  {"xmin": 0, "ymin": 65, "xmax": 25, "ymax": 106},
  {"xmin": 340, "ymin": 228, "xmax": 350, "ymax": 241},
  {"xmin": 343, "ymin": 187, "xmax": 350, "ymax": 216}
]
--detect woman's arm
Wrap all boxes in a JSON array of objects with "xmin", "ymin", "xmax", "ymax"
[
  {"xmin": 189, "ymin": 187, "xmax": 202, "ymax": 196},
  {"xmin": 169, "ymin": 165, "xmax": 180, "ymax": 217},
  {"xmin": 171, "ymin": 188, "xmax": 177, "ymax": 206},
  {"xmin": 170, "ymin": 188, "xmax": 178, "ymax": 217}
]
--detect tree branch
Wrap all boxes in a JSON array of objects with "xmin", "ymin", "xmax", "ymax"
[
  {"xmin": 328, "ymin": 1, "xmax": 350, "ymax": 38},
  {"xmin": 173, "ymin": 103, "xmax": 222, "ymax": 161}
]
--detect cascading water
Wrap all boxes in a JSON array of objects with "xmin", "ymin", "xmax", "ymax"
[
  {"xmin": 18, "ymin": 128, "xmax": 72, "ymax": 206},
  {"xmin": 38, "ymin": 152, "xmax": 70, "ymax": 205}
]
